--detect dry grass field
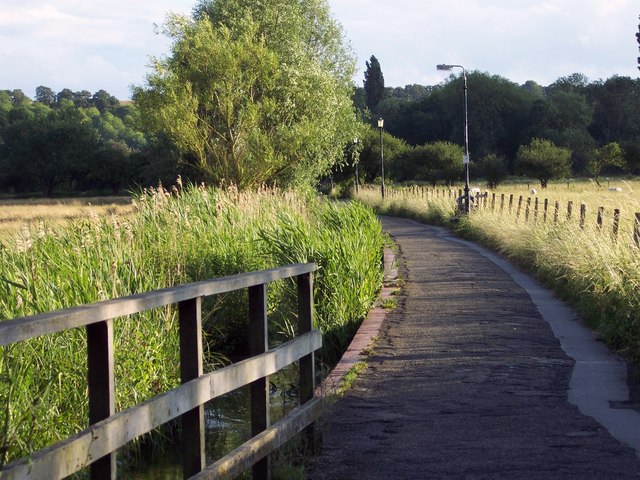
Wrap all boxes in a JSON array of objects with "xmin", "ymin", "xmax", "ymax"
[{"xmin": 0, "ymin": 196, "xmax": 134, "ymax": 240}]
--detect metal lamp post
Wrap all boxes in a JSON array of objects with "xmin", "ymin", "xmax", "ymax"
[
  {"xmin": 437, "ymin": 64, "xmax": 470, "ymax": 213},
  {"xmin": 378, "ymin": 118, "xmax": 385, "ymax": 199}
]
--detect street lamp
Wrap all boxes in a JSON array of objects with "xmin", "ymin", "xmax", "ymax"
[
  {"xmin": 378, "ymin": 118, "xmax": 385, "ymax": 199},
  {"xmin": 353, "ymin": 138, "xmax": 359, "ymax": 194},
  {"xmin": 437, "ymin": 64, "xmax": 470, "ymax": 213}
]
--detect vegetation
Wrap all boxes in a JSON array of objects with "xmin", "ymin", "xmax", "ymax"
[
  {"xmin": 0, "ymin": 88, "xmax": 181, "ymax": 197},
  {"xmin": 134, "ymin": 0, "xmax": 358, "ymax": 190},
  {"xmin": 356, "ymin": 181, "xmax": 640, "ymax": 368},
  {"xmin": 0, "ymin": 185, "xmax": 384, "ymax": 465},
  {"xmin": 0, "ymin": 197, "xmax": 133, "ymax": 240},
  {"xmin": 348, "ymin": 59, "xmax": 640, "ymax": 188},
  {"xmin": 515, "ymin": 138, "xmax": 572, "ymax": 188},
  {"xmin": 364, "ymin": 55, "xmax": 385, "ymax": 111},
  {"xmin": 590, "ymin": 142, "xmax": 624, "ymax": 186},
  {"xmin": 637, "ymin": 14, "xmax": 640, "ymax": 71}
]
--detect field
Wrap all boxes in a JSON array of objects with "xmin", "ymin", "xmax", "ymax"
[
  {"xmin": 0, "ymin": 196, "xmax": 134, "ymax": 240},
  {"xmin": 356, "ymin": 178, "xmax": 640, "ymax": 368}
]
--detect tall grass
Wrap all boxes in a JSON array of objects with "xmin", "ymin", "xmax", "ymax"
[
  {"xmin": 356, "ymin": 181, "xmax": 640, "ymax": 366},
  {"xmin": 0, "ymin": 184, "xmax": 384, "ymax": 465}
]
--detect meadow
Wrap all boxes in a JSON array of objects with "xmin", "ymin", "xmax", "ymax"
[
  {"xmin": 0, "ymin": 196, "xmax": 134, "ymax": 240},
  {"xmin": 0, "ymin": 185, "xmax": 384, "ymax": 466},
  {"xmin": 356, "ymin": 179, "xmax": 640, "ymax": 368}
]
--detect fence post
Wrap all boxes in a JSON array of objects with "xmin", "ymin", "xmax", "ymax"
[
  {"xmin": 613, "ymin": 209, "xmax": 620, "ymax": 240},
  {"xmin": 580, "ymin": 203, "xmax": 586, "ymax": 230},
  {"xmin": 567, "ymin": 201, "xmax": 573, "ymax": 221},
  {"xmin": 554, "ymin": 201, "xmax": 559, "ymax": 224},
  {"xmin": 597, "ymin": 207, "xmax": 604, "ymax": 231},
  {"xmin": 249, "ymin": 284, "xmax": 271, "ymax": 480},
  {"xmin": 635, "ymin": 213, "xmax": 640, "ymax": 247},
  {"xmin": 543, "ymin": 198, "xmax": 548, "ymax": 224},
  {"xmin": 298, "ymin": 271, "xmax": 317, "ymax": 452},
  {"xmin": 500, "ymin": 194, "xmax": 505, "ymax": 212},
  {"xmin": 509, "ymin": 194, "xmax": 514, "ymax": 213},
  {"xmin": 525, "ymin": 198, "xmax": 531, "ymax": 222},
  {"xmin": 491, "ymin": 193, "xmax": 496, "ymax": 211},
  {"xmin": 516, "ymin": 196, "xmax": 523, "ymax": 219},
  {"xmin": 179, "ymin": 297, "xmax": 206, "ymax": 477},
  {"xmin": 534, "ymin": 198, "xmax": 539, "ymax": 224},
  {"xmin": 87, "ymin": 320, "xmax": 116, "ymax": 480}
]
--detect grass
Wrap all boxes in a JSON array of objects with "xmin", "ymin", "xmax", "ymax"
[
  {"xmin": 0, "ymin": 184, "xmax": 385, "ymax": 466},
  {"xmin": 0, "ymin": 196, "xmax": 134, "ymax": 240},
  {"xmin": 356, "ymin": 179, "xmax": 640, "ymax": 367}
]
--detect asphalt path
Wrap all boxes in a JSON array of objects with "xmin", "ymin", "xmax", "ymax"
[{"xmin": 308, "ymin": 216, "xmax": 640, "ymax": 480}]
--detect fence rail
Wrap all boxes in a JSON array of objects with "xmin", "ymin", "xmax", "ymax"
[{"xmin": 0, "ymin": 263, "xmax": 320, "ymax": 480}]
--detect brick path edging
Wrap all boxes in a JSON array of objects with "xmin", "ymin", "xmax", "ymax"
[{"xmin": 319, "ymin": 247, "xmax": 398, "ymax": 395}]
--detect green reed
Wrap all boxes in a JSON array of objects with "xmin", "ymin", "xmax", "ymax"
[{"xmin": 0, "ymin": 184, "xmax": 383, "ymax": 465}]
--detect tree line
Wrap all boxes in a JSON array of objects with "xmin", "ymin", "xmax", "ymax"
[
  {"xmin": 347, "ymin": 55, "xmax": 640, "ymax": 189},
  {"xmin": 0, "ymin": 88, "xmax": 185, "ymax": 196},
  {"xmin": 1, "ymin": 3, "xmax": 639, "ymax": 196}
]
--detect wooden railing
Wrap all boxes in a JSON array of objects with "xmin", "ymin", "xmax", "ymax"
[{"xmin": 0, "ymin": 263, "xmax": 321, "ymax": 480}]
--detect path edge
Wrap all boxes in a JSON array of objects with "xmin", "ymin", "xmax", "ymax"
[{"xmin": 318, "ymin": 246, "xmax": 398, "ymax": 396}]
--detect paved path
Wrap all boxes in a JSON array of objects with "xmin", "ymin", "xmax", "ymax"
[{"xmin": 308, "ymin": 217, "xmax": 640, "ymax": 480}]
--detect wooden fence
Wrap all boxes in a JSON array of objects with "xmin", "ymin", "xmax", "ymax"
[
  {"xmin": 374, "ymin": 185, "xmax": 640, "ymax": 247},
  {"xmin": 0, "ymin": 263, "xmax": 321, "ymax": 480}
]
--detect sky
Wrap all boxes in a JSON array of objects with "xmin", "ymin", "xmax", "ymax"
[{"xmin": 1, "ymin": 0, "xmax": 638, "ymax": 100}]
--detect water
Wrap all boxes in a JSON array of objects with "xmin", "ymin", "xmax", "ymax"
[{"xmin": 118, "ymin": 366, "xmax": 300, "ymax": 479}]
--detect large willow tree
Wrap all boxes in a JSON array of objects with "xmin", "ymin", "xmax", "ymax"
[{"xmin": 134, "ymin": 0, "xmax": 358, "ymax": 189}]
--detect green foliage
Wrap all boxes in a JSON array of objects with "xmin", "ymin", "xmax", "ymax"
[
  {"xmin": 357, "ymin": 126, "xmax": 409, "ymax": 183},
  {"xmin": 516, "ymin": 138, "xmax": 572, "ymax": 188},
  {"xmin": 0, "ymin": 88, "xmax": 159, "ymax": 195},
  {"xmin": 477, "ymin": 153, "xmax": 509, "ymax": 189},
  {"xmin": 392, "ymin": 141, "xmax": 463, "ymax": 186},
  {"xmin": 135, "ymin": 0, "xmax": 358, "ymax": 190},
  {"xmin": 637, "ymin": 15, "xmax": 640, "ymax": 71},
  {"xmin": 589, "ymin": 142, "xmax": 625, "ymax": 184},
  {"xmin": 364, "ymin": 55, "xmax": 385, "ymax": 111},
  {"xmin": 0, "ymin": 186, "xmax": 383, "ymax": 464}
]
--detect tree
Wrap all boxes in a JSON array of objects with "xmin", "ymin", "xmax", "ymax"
[
  {"xmin": 516, "ymin": 138, "xmax": 572, "ymax": 188},
  {"xmin": 588, "ymin": 142, "xmax": 624, "ymax": 185},
  {"xmin": 92, "ymin": 90, "xmax": 119, "ymax": 113},
  {"xmin": 637, "ymin": 15, "xmax": 640, "ymax": 71},
  {"xmin": 35, "ymin": 86, "xmax": 55, "ymax": 107},
  {"xmin": 358, "ymin": 126, "xmax": 408, "ymax": 183},
  {"xmin": 56, "ymin": 88, "xmax": 74, "ymax": 105},
  {"xmin": 135, "ymin": 0, "xmax": 357, "ymax": 189},
  {"xmin": 364, "ymin": 55, "xmax": 384, "ymax": 112},
  {"xmin": 477, "ymin": 153, "xmax": 508, "ymax": 189}
]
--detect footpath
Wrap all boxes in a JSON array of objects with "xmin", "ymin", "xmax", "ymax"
[{"xmin": 308, "ymin": 216, "xmax": 640, "ymax": 480}]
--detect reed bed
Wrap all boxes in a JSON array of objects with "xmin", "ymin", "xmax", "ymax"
[
  {"xmin": 0, "ymin": 184, "xmax": 384, "ymax": 465},
  {"xmin": 356, "ymin": 181, "xmax": 640, "ymax": 367}
]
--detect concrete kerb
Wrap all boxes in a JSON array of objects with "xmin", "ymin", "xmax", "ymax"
[{"xmin": 319, "ymin": 246, "xmax": 399, "ymax": 396}]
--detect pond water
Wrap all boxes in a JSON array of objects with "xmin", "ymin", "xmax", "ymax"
[{"xmin": 118, "ymin": 366, "xmax": 300, "ymax": 479}]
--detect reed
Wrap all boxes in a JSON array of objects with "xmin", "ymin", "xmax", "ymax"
[{"xmin": 0, "ymin": 184, "xmax": 384, "ymax": 465}]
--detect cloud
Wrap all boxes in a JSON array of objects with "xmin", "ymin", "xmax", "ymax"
[
  {"xmin": 329, "ymin": 0, "xmax": 640, "ymax": 87},
  {"xmin": 0, "ymin": 0, "xmax": 194, "ymax": 98},
  {"xmin": 2, "ymin": 0, "xmax": 638, "ymax": 99}
]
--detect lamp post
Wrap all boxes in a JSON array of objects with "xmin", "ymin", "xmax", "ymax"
[
  {"xmin": 378, "ymin": 118, "xmax": 385, "ymax": 199},
  {"xmin": 353, "ymin": 138, "xmax": 360, "ymax": 194},
  {"xmin": 437, "ymin": 64, "xmax": 470, "ymax": 213}
]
